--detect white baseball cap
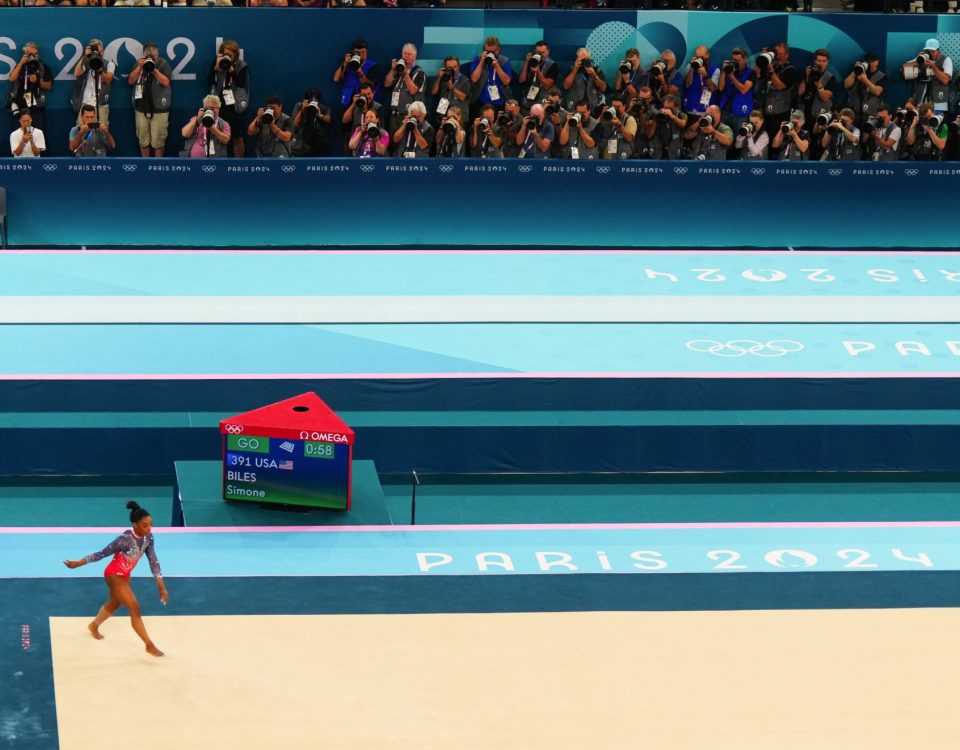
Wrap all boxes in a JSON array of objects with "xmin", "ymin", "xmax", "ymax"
[{"xmin": 924, "ymin": 38, "xmax": 940, "ymax": 51}]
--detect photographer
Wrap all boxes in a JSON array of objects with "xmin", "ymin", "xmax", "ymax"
[
  {"xmin": 517, "ymin": 41, "xmax": 559, "ymax": 114},
  {"xmin": 68, "ymin": 103, "xmax": 114, "ymax": 157},
  {"xmin": 471, "ymin": 104, "xmax": 504, "ymax": 159},
  {"xmin": 646, "ymin": 51, "xmax": 681, "ymax": 107},
  {"xmin": 392, "ymin": 101, "xmax": 433, "ymax": 158},
  {"xmin": 629, "ymin": 85, "xmax": 658, "ymax": 159},
  {"xmin": 649, "ymin": 93, "xmax": 687, "ymax": 160},
  {"xmin": 383, "ymin": 43, "xmax": 427, "ymax": 134},
  {"xmin": 6, "ymin": 42, "xmax": 53, "ymax": 133},
  {"xmin": 291, "ymin": 88, "xmax": 332, "ymax": 157},
  {"xmin": 755, "ymin": 42, "xmax": 801, "ymax": 140},
  {"xmin": 770, "ymin": 109, "xmax": 810, "ymax": 161},
  {"xmin": 499, "ymin": 99, "xmax": 523, "ymax": 158},
  {"xmin": 348, "ymin": 109, "xmax": 389, "ymax": 158},
  {"xmin": 904, "ymin": 102, "xmax": 948, "ymax": 161},
  {"xmin": 333, "ymin": 39, "xmax": 380, "ymax": 110},
  {"xmin": 435, "ymin": 107, "xmax": 465, "ymax": 158},
  {"xmin": 207, "ymin": 40, "xmax": 250, "ymax": 158},
  {"xmin": 469, "ymin": 36, "xmax": 512, "ymax": 118},
  {"xmin": 246, "ymin": 95, "xmax": 294, "ymax": 158},
  {"xmin": 717, "ymin": 48, "xmax": 754, "ymax": 136},
  {"xmin": 180, "ymin": 95, "xmax": 230, "ymax": 158},
  {"xmin": 614, "ymin": 49, "xmax": 647, "ymax": 100},
  {"xmin": 797, "ymin": 49, "xmax": 837, "ymax": 157},
  {"xmin": 869, "ymin": 105, "xmax": 900, "ymax": 163},
  {"xmin": 844, "ymin": 53, "xmax": 885, "ymax": 131},
  {"xmin": 430, "ymin": 56, "xmax": 471, "ymax": 124},
  {"xmin": 342, "ymin": 82, "xmax": 381, "ymax": 141},
  {"xmin": 894, "ymin": 102, "xmax": 920, "ymax": 160},
  {"xmin": 128, "ymin": 43, "xmax": 172, "ymax": 158},
  {"xmin": 516, "ymin": 102, "xmax": 554, "ymax": 159},
  {"xmin": 734, "ymin": 109, "xmax": 769, "ymax": 160},
  {"xmin": 563, "ymin": 48, "xmax": 608, "ymax": 112},
  {"xmin": 820, "ymin": 108, "xmax": 861, "ymax": 161},
  {"xmin": 681, "ymin": 45, "xmax": 719, "ymax": 120},
  {"xmin": 559, "ymin": 100, "xmax": 600, "ymax": 160},
  {"xmin": 903, "ymin": 39, "xmax": 953, "ymax": 116},
  {"xmin": 599, "ymin": 96, "xmax": 637, "ymax": 160},
  {"xmin": 70, "ymin": 39, "xmax": 115, "ymax": 129},
  {"xmin": 683, "ymin": 104, "xmax": 733, "ymax": 160},
  {"xmin": 9, "ymin": 110, "xmax": 44, "ymax": 158}
]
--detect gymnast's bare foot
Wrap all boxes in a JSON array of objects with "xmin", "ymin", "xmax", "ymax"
[
  {"xmin": 88, "ymin": 622, "xmax": 104, "ymax": 640},
  {"xmin": 146, "ymin": 643, "xmax": 164, "ymax": 657}
]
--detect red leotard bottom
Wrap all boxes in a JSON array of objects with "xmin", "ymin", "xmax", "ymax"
[{"xmin": 104, "ymin": 559, "xmax": 131, "ymax": 578}]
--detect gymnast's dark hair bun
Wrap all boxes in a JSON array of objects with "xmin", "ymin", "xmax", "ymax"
[{"xmin": 127, "ymin": 501, "xmax": 150, "ymax": 523}]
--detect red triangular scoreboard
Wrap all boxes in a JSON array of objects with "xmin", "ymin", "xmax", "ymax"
[{"xmin": 219, "ymin": 393, "xmax": 355, "ymax": 510}]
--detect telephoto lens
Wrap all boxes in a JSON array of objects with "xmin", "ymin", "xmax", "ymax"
[
  {"xmin": 201, "ymin": 109, "xmax": 216, "ymax": 127},
  {"xmin": 394, "ymin": 59, "xmax": 406, "ymax": 75},
  {"xmin": 781, "ymin": 122, "xmax": 793, "ymax": 134},
  {"xmin": 218, "ymin": 56, "xmax": 232, "ymax": 72},
  {"xmin": 722, "ymin": 61, "xmax": 734, "ymax": 74},
  {"xmin": 650, "ymin": 60, "xmax": 666, "ymax": 77},
  {"xmin": 356, "ymin": 95, "xmax": 368, "ymax": 110},
  {"xmin": 478, "ymin": 117, "xmax": 490, "ymax": 132},
  {"xmin": 700, "ymin": 114, "xmax": 713, "ymax": 127},
  {"xmin": 529, "ymin": 53, "xmax": 542, "ymax": 70},
  {"xmin": 853, "ymin": 61, "xmax": 867, "ymax": 76},
  {"xmin": 756, "ymin": 51, "xmax": 774, "ymax": 70},
  {"xmin": 690, "ymin": 57, "xmax": 703, "ymax": 70},
  {"xmin": 568, "ymin": 112, "xmax": 581, "ymax": 127},
  {"xmin": 442, "ymin": 119, "xmax": 456, "ymax": 135},
  {"xmin": 142, "ymin": 58, "xmax": 156, "ymax": 75},
  {"xmin": 347, "ymin": 53, "xmax": 362, "ymax": 72},
  {"xmin": 816, "ymin": 112, "xmax": 830, "ymax": 128},
  {"xmin": 602, "ymin": 107, "xmax": 616, "ymax": 122},
  {"xmin": 260, "ymin": 110, "xmax": 275, "ymax": 127},
  {"xmin": 87, "ymin": 52, "xmax": 104, "ymax": 73},
  {"xmin": 366, "ymin": 122, "xmax": 379, "ymax": 137},
  {"xmin": 739, "ymin": 122, "xmax": 753, "ymax": 137},
  {"xmin": 619, "ymin": 60, "xmax": 631, "ymax": 75}
]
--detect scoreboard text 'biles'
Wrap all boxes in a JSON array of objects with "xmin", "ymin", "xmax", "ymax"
[{"xmin": 219, "ymin": 392, "xmax": 355, "ymax": 510}]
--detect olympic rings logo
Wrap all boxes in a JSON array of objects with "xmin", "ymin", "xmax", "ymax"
[
  {"xmin": 439, "ymin": 164, "xmax": 454, "ymax": 173},
  {"xmin": 224, "ymin": 424, "xmax": 244, "ymax": 434},
  {"xmin": 201, "ymin": 164, "xmax": 217, "ymax": 173},
  {"xmin": 673, "ymin": 166, "xmax": 687, "ymax": 175},
  {"xmin": 360, "ymin": 164, "xmax": 375, "ymax": 173},
  {"xmin": 517, "ymin": 164, "xmax": 533, "ymax": 173},
  {"xmin": 122, "ymin": 164, "xmax": 138, "ymax": 172},
  {"xmin": 281, "ymin": 164, "xmax": 296, "ymax": 173},
  {"xmin": 595, "ymin": 165, "xmax": 610, "ymax": 174},
  {"xmin": 827, "ymin": 168, "xmax": 842, "ymax": 176},
  {"xmin": 751, "ymin": 167, "xmax": 765, "ymax": 176},
  {"xmin": 43, "ymin": 163, "xmax": 58, "ymax": 172},
  {"xmin": 685, "ymin": 339, "xmax": 805, "ymax": 358},
  {"xmin": 904, "ymin": 168, "xmax": 919, "ymax": 176}
]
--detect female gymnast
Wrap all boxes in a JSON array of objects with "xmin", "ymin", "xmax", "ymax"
[{"xmin": 63, "ymin": 501, "xmax": 169, "ymax": 657}]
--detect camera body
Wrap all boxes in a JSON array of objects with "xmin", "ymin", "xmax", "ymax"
[
  {"xmin": 356, "ymin": 95, "xmax": 368, "ymax": 110},
  {"xmin": 440, "ymin": 67, "xmax": 453, "ymax": 81},
  {"xmin": 496, "ymin": 112, "xmax": 511, "ymax": 127},
  {"xmin": 484, "ymin": 52, "xmax": 498, "ymax": 66},
  {"xmin": 544, "ymin": 100, "xmax": 561, "ymax": 117},
  {"xmin": 217, "ymin": 56, "xmax": 233, "ymax": 72},
  {"xmin": 809, "ymin": 64, "xmax": 823, "ymax": 82},
  {"xmin": 25, "ymin": 54, "xmax": 40, "ymax": 76},
  {"xmin": 722, "ymin": 61, "xmax": 735, "ymax": 74},
  {"xmin": 853, "ymin": 61, "xmax": 868, "ymax": 76},
  {"xmin": 581, "ymin": 58, "xmax": 594, "ymax": 71},
  {"xmin": 700, "ymin": 114, "xmax": 714, "ymax": 127}
]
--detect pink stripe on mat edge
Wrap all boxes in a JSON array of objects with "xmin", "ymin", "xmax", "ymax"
[
  {"xmin": 1, "ymin": 372, "xmax": 959, "ymax": 380},
  {"xmin": 3, "ymin": 521, "xmax": 960, "ymax": 534},
  {"xmin": 5, "ymin": 248, "xmax": 960, "ymax": 256}
]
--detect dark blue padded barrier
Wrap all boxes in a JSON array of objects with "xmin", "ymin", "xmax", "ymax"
[
  {"xmin": 4, "ymin": 377, "xmax": 960, "ymax": 477},
  {"xmin": 1, "ymin": 158, "xmax": 958, "ymax": 247}
]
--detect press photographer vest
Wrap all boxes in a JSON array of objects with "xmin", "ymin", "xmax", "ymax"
[
  {"xmin": 563, "ymin": 116, "xmax": 599, "ymax": 159},
  {"xmin": 131, "ymin": 59, "xmax": 172, "ymax": 115},
  {"xmin": 778, "ymin": 129, "xmax": 810, "ymax": 161},
  {"xmin": 847, "ymin": 70, "xmax": 885, "ymax": 119},
  {"xmin": 829, "ymin": 128, "xmax": 860, "ymax": 161},
  {"xmin": 566, "ymin": 69, "xmax": 605, "ymax": 111},
  {"xmin": 681, "ymin": 63, "xmax": 718, "ymax": 115},
  {"xmin": 765, "ymin": 65, "xmax": 797, "ymax": 116},
  {"xmin": 600, "ymin": 117, "xmax": 636, "ymax": 160},
  {"xmin": 72, "ymin": 128, "xmax": 108, "ymax": 157},
  {"xmin": 70, "ymin": 65, "xmax": 113, "ymax": 113},
  {"xmin": 803, "ymin": 70, "xmax": 834, "ymax": 119},
  {"xmin": 520, "ymin": 57, "xmax": 557, "ymax": 111},
  {"xmin": 212, "ymin": 59, "xmax": 250, "ymax": 114},
  {"xmin": 180, "ymin": 119, "xmax": 228, "ymax": 158},
  {"xmin": 913, "ymin": 57, "xmax": 952, "ymax": 110},
  {"xmin": 698, "ymin": 125, "xmax": 732, "ymax": 160},
  {"xmin": 912, "ymin": 125, "xmax": 944, "ymax": 161},
  {"xmin": 875, "ymin": 122, "xmax": 899, "ymax": 162},
  {"xmin": 255, "ymin": 112, "xmax": 293, "ymax": 157}
]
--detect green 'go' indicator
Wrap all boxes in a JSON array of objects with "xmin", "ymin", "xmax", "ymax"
[
  {"xmin": 305, "ymin": 441, "xmax": 335, "ymax": 460},
  {"xmin": 227, "ymin": 435, "xmax": 270, "ymax": 454}
]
